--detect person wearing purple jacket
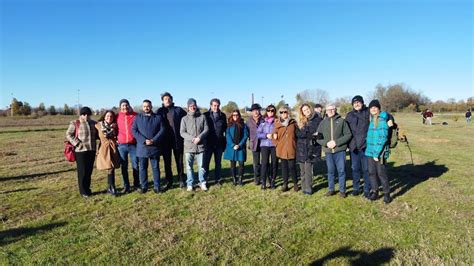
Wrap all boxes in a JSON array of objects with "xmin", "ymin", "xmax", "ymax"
[
  {"xmin": 256, "ymin": 104, "xmax": 278, "ymax": 190},
  {"xmin": 246, "ymin": 103, "xmax": 264, "ymax": 185}
]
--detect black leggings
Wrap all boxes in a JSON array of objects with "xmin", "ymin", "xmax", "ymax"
[
  {"xmin": 260, "ymin": 146, "xmax": 277, "ymax": 186},
  {"xmin": 75, "ymin": 151, "xmax": 95, "ymax": 195},
  {"xmin": 230, "ymin": 161, "xmax": 244, "ymax": 176},
  {"xmin": 280, "ymin": 158, "xmax": 297, "ymax": 185}
]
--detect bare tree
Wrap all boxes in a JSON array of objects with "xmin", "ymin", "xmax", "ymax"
[{"xmin": 296, "ymin": 89, "xmax": 329, "ymax": 106}]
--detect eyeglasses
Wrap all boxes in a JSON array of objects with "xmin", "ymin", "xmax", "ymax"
[
  {"xmin": 279, "ymin": 111, "xmax": 288, "ymax": 114},
  {"xmin": 266, "ymin": 109, "xmax": 275, "ymax": 112}
]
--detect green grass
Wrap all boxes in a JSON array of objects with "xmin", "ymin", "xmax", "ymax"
[{"xmin": 0, "ymin": 113, "xmax": 472, "ymax": 264}]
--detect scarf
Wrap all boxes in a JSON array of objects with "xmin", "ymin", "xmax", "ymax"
[
  {"xmin": 280, "ymin": 118, "xmax": 290, "ymax": 127},
  {"xmin": 232, "ymin": 121, "xmax": 243, "ymax": 145},
  {"xmin": 101, "ymin": 121, "xmax": 116, "ymax": 139}
]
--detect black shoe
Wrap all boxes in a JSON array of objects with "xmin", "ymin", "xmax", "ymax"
[
  {"xmin": 281, "ymin": 184, "xmax": 289, "ymax": 192},
  {"xmin": 384, "ymin": 194, "xmax": 392, "ymax": 204},
  {"xmin": 325, "ymin": 191, "xmax": 336, "ymax": 197},
  {"xmin": 179, "ymin": 181, "xmax": 186, "ymax": 189},
  {"xmin": 352, "ymin": 191, "xmax": 360, "ymax": 196},
  {"xmin": 107, "ymin": 185, "xmax": 118, "ymax": 197},
  {"xmin": 293, "ymin": 184, "xmax": 300, "ymax": 192},
  {"xmin": 138, "ymin": 188, "xmax": 148, "ymax": 194},
  {"xmin": 153, "ymin": 187, "xmax": 162, "ymax": 194},
  {"xmin": 261, "ymin": 184, "xmax": 267, "ymax": 190},
  {"xmin": 165, "ymin": 182, "xmax": 173, "ymax": 191},
  {"xmin": 123, "ymin": 186, "xmax": 131, "ymax": 194},
  {"xmin": 339, "ymin": 192, "xmax": 347, "ymax": 198},
  {"xmin": 369, "ymin": 191, "xmax": 378, "ymax": 201}
]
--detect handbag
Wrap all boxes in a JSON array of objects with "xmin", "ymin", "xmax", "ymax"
[{"xmin": 64, "ymin": 120, "xmax": 80, "ymax": 162}]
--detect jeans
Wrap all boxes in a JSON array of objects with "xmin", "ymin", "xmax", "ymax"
[
  {"xmin": 325, "ymin": 151, "xmax": 346, "ymax": 192},
  {"xmin": 350, "ymin": 150, "xmax": 370, "ymax": 194},
  {"xmin": 367, "ymin": 157, "xmax": 390, "ymax": 194},
  {"xmin": 139, "ymin": 156, "xmax": 160, "ymax": 189},
  {"xmin": 118, "ymin": 144, "xmax": 140, "ymax": 188},
  {"xmin": 185, "ymin": 152, "xmax": 206, "ymax": 187},
  {"xmin": 204, "ymin": 145, "xmax": 224, "ymax": 182}
]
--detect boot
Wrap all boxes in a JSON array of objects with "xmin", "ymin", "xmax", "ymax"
[
  {"xmin": 369, "ymin": 190, "xmax": 378, "ymax": 201},
  {"xmin": 165, "ymin": 177, "xmax": 173, "ymax": 191},
  {"xmin": 281, "ymin": 182, "xmax": 288, "ymax": 192},
  {"xmin": 107, "ymin": 173, "xmax": 118, "ymax": 196},
  {"xmin": 254, "ymin": 175, "xmax": 260, "ymax": 185},
  {"xmin": 232, "ymin": 167, "xmax": 237, "ymax": 186},
  {"xmin": 384, "ymin": 193, "xmax": 392, "ymax": 204},
  {"xmin": 293, "ymin": 177, "xmax": 299, "ymax": 192},
  {"xmin": 238, "ymin": 165, "xmax": 244, "ymax": 186},
  {"xmin": 270, "ymin": 177, "xmax": 276, "ymax": 190},
  {"xmin": 261, "ymin": 176, "xmax": 266, "ymax": 190},
  {"xmin": 132, "ymin": 169, "xmax": 140, "ymax": 190}
]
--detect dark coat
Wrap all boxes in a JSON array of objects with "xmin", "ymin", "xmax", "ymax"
[
  {"xmin": 316, "ymin": 113, "xmax": 352, "ymax": 154},
  {"xmin": 345, "ymin": 106, "xmax": 370, "ymax": 152},
  {"xmin": 246, "ymin": 115, "xmax": 264, "ymax": 152},
  {"xmin": 156, "ymin": 104, "xmax": 187, "ymax": 150},
  {"xmin": 203, "ymin": 110, "xmax": 227, "ymax": 149},
  {"xmin": 296, "ymin": 114, "xmax": 322, "ymax": 163},
  {"xmin": 132, "ymin": 113, "xmax": 165, "ymax": 158}
]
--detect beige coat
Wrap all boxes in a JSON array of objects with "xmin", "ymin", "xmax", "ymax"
[{"xmin": 95, "ymin": 123, "xmax": 121, "ymax": 170}]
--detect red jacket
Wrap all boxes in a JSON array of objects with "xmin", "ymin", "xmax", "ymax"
[{"xmin": 117, "ymin": 111, "xmax": 137, "ymax": 144}]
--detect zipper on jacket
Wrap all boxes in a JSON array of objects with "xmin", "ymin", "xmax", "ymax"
[{"xmin": 330, "ymin": 117, "xmax": 334, "ymax": 153}]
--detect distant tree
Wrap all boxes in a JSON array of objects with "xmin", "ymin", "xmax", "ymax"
[
  {"xmin": 19, "ymin": 102, "xmax": 32, "ymax": 115},
  {"xmin": 296, "ymin": 89, "xmax": 329, "ymax": 107},
  {"xmin": 38, "ymin": 102, "xmax": 46, "ymax": 112},
  {"xmin": 221, "ymin": 101, "xmax": 239, "ymax": 114},
  {"xmin": 11, "ymin": 98, "xmax": 22, "ymax": 116},
  {"xmin": 369, "ymin": 83, "xmax": 430, "ymax": 112},
  {"xmin": 63, "ymin": 104, "xmax": 73, "ymax": 115},
  {"xmin": 48, "ymin": 105, "xmax": 57, "ymax": 115}
]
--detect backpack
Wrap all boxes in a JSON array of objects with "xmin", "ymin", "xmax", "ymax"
[{"xmin": 388, "ymin": 122, "xmax": 399, "ymax": 149}]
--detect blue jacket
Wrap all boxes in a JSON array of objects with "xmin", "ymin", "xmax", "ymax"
[
  {"xmin": 256, "ymin": 117, "xmax": 276, "ymax": 147},
  {"xmin": 223, "ymin": 123, "xmax": 249, "ymax": 162},
  {"xmin": 132, "ymin": 112, "xmax": 165, "ymax": 157},
  {"xmin": 365, "ymin": 112, "xmax": 390, "ymax": 160},
  {"xmin": 156, "ymin": 104, "xmax": 187, "ymax": 150}
]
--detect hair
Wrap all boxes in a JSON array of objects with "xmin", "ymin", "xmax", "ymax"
[
  {"xmin": 265, "ymin": 104, "xmax": 277, "ymax": 118},
  {"xmin": 79, "ymin": 106, "xmax": 92, "ymax": 116},
  {"xmin": 98, "ymin": 110, "xmax": 116, "ymax": 123},
  {"xmin": 210, "ymin": 98, "xmax": 221, "ymax": 106},
  {"xmin": 143, "ymin": 99, "xmax": 152, "ymax": 105},
  {"xmin": 298, "ymin": 103, "xmax": 313, "ymax": 128},
  {"xmin": 227, "ymin": 109, "xmax": 243, "ymax": 129},
  {"xmin": 161, "ymin": 92, "xmax": 173, "ymax": 101}
]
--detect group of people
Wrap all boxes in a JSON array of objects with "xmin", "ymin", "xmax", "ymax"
[{"xmin": 66, "ymin": 92, "xmax": 395, "ymax": 204}]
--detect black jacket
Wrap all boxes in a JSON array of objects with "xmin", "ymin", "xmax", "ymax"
[
  {"xmin": 156, "ymin": 104, "xmax": 187, "ymax": 150},
  {"xmin": 296, "ymin": 114, "xmax": 322, "ymax": 163},
  {"xmin": 346, "ymin": 106, "xmax": 369, "ymax": 152},
  {"xmin": 203, "ymin": 110, "xmax": 227, "ymax": 148}
]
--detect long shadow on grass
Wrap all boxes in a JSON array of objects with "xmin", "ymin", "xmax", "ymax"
[
  {"xmin": 0, "ymin": 127, "xmax": 66, "ymax": 134},
  {"xmin": 0, "ymin": 187, "xmax": 38, "ymax": 194},
  {"xmin": 310, "ymin": 246, "xmax": 395, "ymax": 266},
  {"xmin": 0, "ymin": 169, "xmax": 74, "ymax": 182},
  {"xmin": 0, "ymin": 221, "xmax": 67, "ymax": 246},
  {"xmin": 387, "ymin": 160, "xmax": 448, "ymax": 199}
]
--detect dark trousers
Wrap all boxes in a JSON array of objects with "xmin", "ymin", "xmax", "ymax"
[
  {"xmin": 367, "ymin": 157, "xmax": 390, "ymax": 194},
  {"xmin": 162, "ymin": 145, "xmax": 185, "ymax": 184},
  {"xmin": 299, "ymin": 162, "xmax": 313, "ymax": 194},
  {"xmin": 280, "ymin": 158, "xmax": 297, "ymax": 185},
  {"xmin": 260, "ymin": 146, "xmax": 277, "ymax": 186},
  {"xmin": 204, "ymin": 145, "xmax": 224, "ymax": 182},
  {"xmin": 252, "ymin": 150, "xmax": 261, "ymax": 182},
  {"xmin": 75, "ymin": 151, "xmax": 95, "ymax": 195}
]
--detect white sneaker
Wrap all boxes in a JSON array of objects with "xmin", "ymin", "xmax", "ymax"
[
  {"xmin": 187, "ymin": 186, "xmax": 193, "ymax": 192},
  {"xmin": 199, "ymin": 182, "xmax": 208, "ymax": 191}
]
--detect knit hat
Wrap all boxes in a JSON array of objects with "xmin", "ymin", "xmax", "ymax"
[
  {"xmin": 119, "ymin": 99, "xmax": 130, "ymax": 107},
  {"xmin": 161, "ymin": 92, "xmax": 173, "ymax": 101},
  {"xmin": 80, "ymin": 106, "xmax": 92, "ymax": 116},
  {"xmin": 351, "ymin": 95, "xmax": 364, "ymax": 105},
  {"xmin": 368, "ymin": 100, "xmax": 381, "ymax": 110},
  {"xmin": 187, "ymin": 98, "xmax": 197, "ymax": 107}
]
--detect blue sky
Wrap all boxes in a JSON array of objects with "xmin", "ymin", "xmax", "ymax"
[{"xmin": 1, "ymin": 0, "xmax": 472, "ymax": 110}]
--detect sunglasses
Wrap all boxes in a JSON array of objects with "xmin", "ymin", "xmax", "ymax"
[
  {"xmin": 279, "ymin": 111, "xmax": 288, "ymax": 114},
  {"xmin": 232, "ymin": 114, "xmax": 239, "ymax": 117},
  {"xmin": 266, "ymin": 109, "xmax": 275, "ymax": 112}
]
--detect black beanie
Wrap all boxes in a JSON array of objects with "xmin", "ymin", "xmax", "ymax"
[
  {"xmin": 368, "ymin": 100, "xmax": 381, "ymax": 110},
  {"xmin": 80, "ymin": 106, "xmax": 92, "ymax": 116},
  {"xmin": 351, "ymin": 95, "xmax": 364, "ymax": 105},
  {"xmin": 119, "ymin": 99, "xmax": 130, "ymax": 107}
]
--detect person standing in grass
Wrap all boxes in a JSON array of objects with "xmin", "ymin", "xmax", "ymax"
[
  {"xmin": 95, "ymin": 110, "xmax": 121, "ymax": 196},
  {"xmin": 273, "ymin": 105, "xmax": 299, "ymax": 192},
  {"xmin": 157, "ymin": 92, "xmax": 187, "ymax": 189},
  {"xmin": 224, "ymin": 109, "xmax": 249, "ymax": 186},
  {"xmin": 116, "ymin": 99, "xmax": 139, "ymax": 193},
  {"xmin": 246, "ymin": 103, "xmax": 264, "ymax": 185},
  {"xmin": 296, "ymin": 103, "xmax": 322, "ymax": 195},
  {"xmin": 180, "ymin": 98, "xmax": 209, "ymax": 192},
  {"xmin": 466, "ymin": 110, "xmax": 472, "ymax": 125},
  {"xmin": 424, "ymin": 109, "xmax": 434, "ymax": 125},
  {"xmin": 365, "ymin": 100, "xmax": 392, "ymax": 204},
  {"xmin": 66, "ymin": 106, "xmax": 99, "ymax": 198},
  {"xmin": 257, "ymin": 104, "xmax": 278, "ymax": 190},
  {"xmin": 132, "ymin": 99, "xmax": 166, "ymax": 194},
  {"xmin": 203, "ymin": 98, "xmax": 227, "ymax": 186},
  {"xmin": 316, "ymin": 104, "xmax": 352, "ymax": 198}
]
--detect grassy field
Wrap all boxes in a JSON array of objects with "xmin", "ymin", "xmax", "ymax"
[{"xmin": 0, "ymin": 113, "xmax": 472, "ymax": 264}]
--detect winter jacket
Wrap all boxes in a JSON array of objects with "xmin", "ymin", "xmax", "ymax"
[
  {"xmin": 346, "ymin": 106, "xmax": 369, "ymax": 152},
  {"xmin": 223, "ymin": 123, "xmax": 249, "ymax": 162},
  {"xmin": 365, "ymin": 112, "xmax": 390, "ymax": 160},
  {"xmin": 296, "ymin": 114, "xmax": 322, "ymax": 163},
  {"xmin": 273, "ymin": 118, "xmax": 297, "ymax": 160},
  {"xmin": 116, "ymin": 111, "xmax": 137, "ymax": 145},
  {"xmin": 256, "ymin": 117, "xmax": 276, "ymax": 148},
  {"xmin": 132, "ymin": 113, "xmax": 165, "ymax": 158},
  {"xmin": 95, "ymin": 122, "xmax": 121, "ymax": 170},
  {"xmin": 66, "ymin": 118, "xmax": 98, "ymax": 152},
  {"xmin": 156, "ymin": 104, "xmax": 187, "ymax": 150},
  {"xmin": 246, "ymin": 115, "xmax": 264, "ymax": 151},
  {"xmin": 180, "ymin": 110, "xmax": 209, "ymax": 153},
  {"xmin": 203, "ymin": 110, "xmax": 227, "ymax": 149},
  {"xmin": 316, "ymin": 114, "xmax": 352, "ymax": 154}
]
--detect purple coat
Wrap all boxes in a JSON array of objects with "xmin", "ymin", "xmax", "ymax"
[
  {"xmin": 256, "ymin": 117, "xmax": 276, "ymax": 147},
  {"xmin": 246, "ymin": 116, "xmax": 264, "ymax": 151}
]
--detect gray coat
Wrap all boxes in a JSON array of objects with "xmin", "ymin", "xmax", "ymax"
[{"xmin": 180, "ymin": 110, "xmax": 209, "ymax": 153}]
